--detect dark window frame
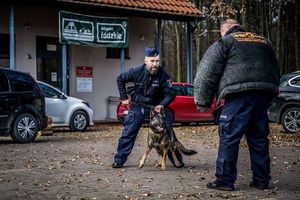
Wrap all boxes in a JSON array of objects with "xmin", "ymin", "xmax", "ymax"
[{"xmin": 106, "ymin": 48, "xmax": 130, "ymax": 59}]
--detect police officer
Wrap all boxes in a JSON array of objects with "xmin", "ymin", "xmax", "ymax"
[
  {"xmin": 194, "ymin": 19, "xmax": 280, "ymax": 191},
  {"xmin": 112, "ymin": 47, "xmax": 184, "ymax": 168}
]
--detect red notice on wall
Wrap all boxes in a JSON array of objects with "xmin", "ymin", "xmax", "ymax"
[
  {"xmin": 76, "ymin": 66, "xmax": 93, "ymax": 77},
  {"xmin": 76, "ymin": 66, "xmax": 93, "ymax": 92}
]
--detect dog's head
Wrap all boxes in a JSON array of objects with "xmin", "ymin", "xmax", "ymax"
[{"xmin": 149, "ymin": 108, "xmax": 166, "ymax": 134}]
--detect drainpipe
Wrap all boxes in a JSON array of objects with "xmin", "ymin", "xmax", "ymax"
[
  {"xmin": 120, "ymin": 48, "xmax": 125, "ymax": 73},
  {"xmin": 9, "ymin": 3, "xmax": 15, "ymax": 70}
]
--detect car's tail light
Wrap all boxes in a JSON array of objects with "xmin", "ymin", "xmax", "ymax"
[{"xmin": 117, "ymin": 103, "xmax": 131, "ymax": 116}]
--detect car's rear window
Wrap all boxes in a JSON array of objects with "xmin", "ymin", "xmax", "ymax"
[
  {"xmin": 0, "ymin": 70, "xmax": 9, "ymax": 92},
  {"xmin": 290, "ymin": 76, "xmax": 300, "ymax": 87},
  {"xmin": 173, "ymin": 84, "xmax": 185, "ymax": 96},
  {"xmin": 185, "ymin": 85, "xmax": 194, "ymax": 96},
  {"xmin": 6, "ymin": 71, "xmax": 34, "ymax": 92}
]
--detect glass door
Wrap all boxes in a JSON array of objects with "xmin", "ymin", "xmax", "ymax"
[{"xmin": 36, "ymin": 36, "xmax": 62, "ymax": 89}]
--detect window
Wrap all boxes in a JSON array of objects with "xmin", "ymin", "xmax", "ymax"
[
  {"xmin": 38, "ymin": 83, "xmax": 61, "ymax": 98},
  {"xmin": 6, "ymin": 71, "xmax": 34, "ymax": 92},
  {"xmin": 0, "ymin": 71, "xmax": 9, "ymax": 92},
  {"xmin": 106, "ymin": 48, "xmax": 130, "ymax": 59},
  {"xmin": 289, "ymin": 75, "xmax": 300, "ymax": 87},
  {"xmin": 0, "ymin": 33, "xmax": 10, "ymax": 68},
  {"xmin": 173, "ymin": 84, "xmax": 185, "ymax": 96},
  {"xmin": 185, "ymin": 85, "xmax": 194, "ymax": 96}
]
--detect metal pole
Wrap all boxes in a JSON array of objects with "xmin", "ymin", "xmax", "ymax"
[
  {"xmin": 9, "ymin": 3, "xmax": 15, "ymax": 70},
  {"xmin": 120, "ymin": 48, "xmax": 125, "ymax": 73},
  {"xmin": 187, "ymin": 22, "xmax": 193, "ymax": 84},
  {"xmin": 62, "ymin": 44, "xmax": 68, "ymax": 94}
]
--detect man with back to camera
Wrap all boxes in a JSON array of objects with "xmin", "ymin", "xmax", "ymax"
[
  {"xmin": 112, "ymin": 47, "xmax": 184, "ymax": 168},
  {"xmin": 193, "ymin": 19, "xmax": 280, "ymax": 191}
]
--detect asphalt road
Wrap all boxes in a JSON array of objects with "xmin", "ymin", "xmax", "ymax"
[{"xmin": 0, "ymin": 123, "xmax": 299, "ymax": 200}]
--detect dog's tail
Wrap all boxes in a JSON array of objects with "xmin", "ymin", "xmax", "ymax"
[{"xmin": 172, "ymin": 140, "xmax": 197, "ymax": 155}]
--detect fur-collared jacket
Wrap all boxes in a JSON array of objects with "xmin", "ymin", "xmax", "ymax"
[{"xmin": 193, "ymin": 26, "xmax": 280, "ymax": 108}]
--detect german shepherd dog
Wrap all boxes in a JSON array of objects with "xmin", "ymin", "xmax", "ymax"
[{"xmin": 139, "ymin": 108, "xmax": 197, "ymax": 170}]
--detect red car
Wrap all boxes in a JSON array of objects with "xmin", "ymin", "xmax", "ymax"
[{"xmin": 117, "ymin": 82, "xmax": 223, "ymax": 125}]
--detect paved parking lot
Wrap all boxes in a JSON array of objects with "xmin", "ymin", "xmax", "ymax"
[{"xmin": 0, "ymin": 123, "xmax": 299, "ymax": 200}]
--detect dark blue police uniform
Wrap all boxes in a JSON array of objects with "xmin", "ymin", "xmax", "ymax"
[{"xmin": 113, "ymin": 48, "xmax": 182, "ymax": 167}]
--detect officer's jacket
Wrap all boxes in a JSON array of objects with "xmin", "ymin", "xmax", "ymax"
[
  {"xmin": 117, "ymin": 64, "xmax": 175, "ymax": 107},
  {"xmin": 194, "ymin": 26, "xmax": 280, "ymax": 108}
]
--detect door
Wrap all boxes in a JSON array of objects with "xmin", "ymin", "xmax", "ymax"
[
  {"xmin": 36, "ymin": 36, "xmax": 62, "ymax": 90},
  {"xmin": 0, "ymin": 70, "xmax": 18, "ymax": 132}
]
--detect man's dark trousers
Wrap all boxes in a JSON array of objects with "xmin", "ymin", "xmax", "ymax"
[
  {"xmin": 216, "ymin": 91, "xmax": 271, "ymax": 188},
  {"xmin": 114, "ymin": 104, "xmax": 181, "ymax": 165}
]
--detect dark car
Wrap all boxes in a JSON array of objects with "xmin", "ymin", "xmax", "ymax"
[
  {"xmin": 0, "ymin": 67, "xmax": 48, "ymax": 142},
  {"xmin": 117, "ymin": 82, "xmax": 223, "ymax": 125},
  {"xmin": 268, "ymin": 71, "xmax": 300, "ymax": 133}
]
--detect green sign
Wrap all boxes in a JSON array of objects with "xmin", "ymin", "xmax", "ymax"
[{"xmin": 59, "ymin": 11, "xmax": 128, "ymax": 48}]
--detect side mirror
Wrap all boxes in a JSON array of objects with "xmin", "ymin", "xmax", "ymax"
[{"xmin": 60, "ymin": 93, "xmax": 67, "ymax": 99}]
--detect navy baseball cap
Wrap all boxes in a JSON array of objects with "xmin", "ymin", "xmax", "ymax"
[{"xmin": 144, "ymin": 47, "xmax": 159, "ymax": 57}]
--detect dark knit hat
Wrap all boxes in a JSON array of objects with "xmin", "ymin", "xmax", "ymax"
[{"xmin": 144, "ymin": 47, "xmax": 159, "ymax": 57}]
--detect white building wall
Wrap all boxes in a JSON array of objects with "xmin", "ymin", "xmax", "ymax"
[
  {"xmin": 0, "ymin": 3, "xmax": 155, "ymax": 121},
  {"xmin": 69, "ymin": 17, "xmax": 155, "ymax": 121}
]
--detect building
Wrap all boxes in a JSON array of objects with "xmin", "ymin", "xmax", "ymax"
[{"xmin": 0, "ymin": 0, "xmax": 202, "ymax": 122}]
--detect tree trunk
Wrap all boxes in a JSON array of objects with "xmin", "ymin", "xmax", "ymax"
[
  {"xmin": 175, "ymin": 22, "xmax": 181, "ymax": 82},
  {"xmin": 276, "ymin": 0, "xmax": 283, "ymax": 73}
]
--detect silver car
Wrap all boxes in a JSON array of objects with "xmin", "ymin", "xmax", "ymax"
[{"xmin": 37, "ymin": 81, "xmax": 94, "ymax": 132}]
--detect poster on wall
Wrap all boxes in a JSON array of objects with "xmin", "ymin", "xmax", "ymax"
[{"xmin": 76, "ymin": 66, "xmax": 93, "ymax": 92}]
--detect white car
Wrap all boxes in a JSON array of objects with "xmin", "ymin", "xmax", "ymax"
[{"xmin": 37, "ymin": 81, "xmax": 94, "ymax": 132}]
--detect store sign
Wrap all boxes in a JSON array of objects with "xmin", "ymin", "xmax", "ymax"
[{"xmin": 59, "ymin": 11, "xmax": 128, "ymax": 48}]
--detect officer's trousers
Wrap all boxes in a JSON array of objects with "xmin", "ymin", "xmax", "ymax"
[
  {"xmin": 215, "ymin": 91, "xmax": 271, "ymax": 188},
  {"xmin": 114, "ymin": 104, "xmax": 173, "ymax": 164}
]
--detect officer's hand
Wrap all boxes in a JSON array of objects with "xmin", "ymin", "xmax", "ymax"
[
  {"xmin": 121, "ymin": 99, "xmax": 131, "ymax": 105},
  {"xmin": 154, "ymin": 105, "xmax": 163, "ymax": 113}
]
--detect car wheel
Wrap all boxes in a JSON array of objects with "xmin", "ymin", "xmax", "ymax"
[
  {"xmin": 10, "ymin": 113, "xmax": 38, "ymax": 143},
  {"xmin": 281, "ymin": 107, "xmax": 300, "ymax": 133},
  {"xmin": 70, "ymin": 110, "xmax": 89, "ymax": 132}
]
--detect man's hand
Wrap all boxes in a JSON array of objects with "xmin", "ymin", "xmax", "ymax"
[
  {"xmin": 121, "ymin": 99, "xmax": 131, "ymax": 105},
  {"xmin": 194, "ymin": 100, "xmax": 209, "ymax": 112},
  {"xmin": 154, "ymin": 105, "xmax": 163, "ymax": 112}
]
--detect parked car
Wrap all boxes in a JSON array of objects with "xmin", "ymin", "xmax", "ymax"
[
  {"xmin": 117, "ymin": 82, "xmax": 223, "ymax": 125},
  {"xmin": 268, "ymin": 71, "xmax": 300, "ymax": 133},
  {"xmin": 37, "ymin": 81, "xmax": 94, "ymax": 132},
  {"xmin": 0, "ymin": 67, "xmax": 48, "ymax": 143}
]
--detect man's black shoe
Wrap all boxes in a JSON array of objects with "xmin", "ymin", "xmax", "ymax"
[
  {"xmin": 207, "ymin": 181, "xmax": 235, "ymax": 191},
  {"xmin": 112, "ymin": 162, "xmax": 123, "ymax": 168},
  {"xmin": 249, "ymin": 181, "xmax": 268, "ymax": 190}
]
